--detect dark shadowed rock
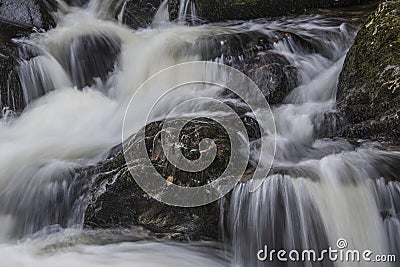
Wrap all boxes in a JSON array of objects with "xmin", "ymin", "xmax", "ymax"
[
  {"xmin": 337, "ymin": 0, "xmax": 400, "ymax": 143},
  {"xmin": 0, "ymin": 0, "xmax": 55, "ymax": 30},
  {"xmin": 55, "ymin": 33, "xmax": 121, "ymax": 89},
  {"xmin": 169, "ymin": 0, "xmax": 374, "ymax": 22},
  {"xmin": 63, "ymin": 0, "xmax": 90, "ymax": 6},
  {"xmin": 122, "ymin": 0, "xmax": 162, "ymax": 29},
  {"xmin": 0, "ymin": 20, "xmax": 33, "ymax": 114}
]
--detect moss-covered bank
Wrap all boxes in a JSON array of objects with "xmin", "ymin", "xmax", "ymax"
[{"xmin": 337, "ymin": 0, "xmax": 400, "ymax": 143}]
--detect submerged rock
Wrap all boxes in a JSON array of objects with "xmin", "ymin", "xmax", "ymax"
[
  {"xmin": 337, "ymin": 0, "xmax": 400, "ymax": 143},
  {"xmin": 244, "ymin": 52, "xmax": 298, "ymax": 105},
  {"xmin": 190, "ymin": 30, "xmax": 302, "ymax": 104}
]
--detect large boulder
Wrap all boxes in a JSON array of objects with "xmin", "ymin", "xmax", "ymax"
[
  {"xmin": 337, "ymin": 0, "xmax": 400, "ymax": 143},
  {"xmin": 244, "ymin": 52, "xmax": 298, "ymax": 105},
  {"xmin": 189, "ymin": 30, "xmax": 302, "ymax": 104},
  {"xmin": 84, "ymin": 116, "xmax": 260, "ymax": 240},
  {"xmin": 0, "ymin": 0, "xmax": 57, "ymax": 114},
  {"xmin": 122, "ymin": 0, "xmax": 374, "ymax": 28},
  {"xmin": 122, "ymin": 0, "xmax": 162, "ymax": 28}
]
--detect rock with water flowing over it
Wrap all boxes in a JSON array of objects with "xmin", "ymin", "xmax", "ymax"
[
  {"xmin": 244, "ymin": 52, "xmax": 298, "ymax": 105},
  {"xmin": 191, "ymin": 30, "xmax": 302, "ymax": 104},
  {"xmin": 0, "ymin": 0, "xmax": 55, "ymax": 30},
  {"xmin": 84, "ymin": 116, "xmax": 260, "ymax": 240},
  {"xmin": 55, "ymin": 33, "xmax": 122, "ymax": 90},
  {"xmin": 337, "ymin": 0, "xmax": 400, "ymax": 143}
]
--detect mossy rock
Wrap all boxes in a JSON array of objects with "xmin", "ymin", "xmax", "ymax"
[{"xmin": 337, "ymin": 0, "xmax": 400, "ymax": 143}]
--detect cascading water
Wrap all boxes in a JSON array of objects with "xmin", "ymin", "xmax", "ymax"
[
  {"xmin": 0, "ymin": 1, "xmax": 399, "ymax": 267},
  {"xmin": 153, "ymin": 0, "xmax": 199, "ymax": 26},
  {"xmin": 226, "ymin": 16, "xmax": 400, "ymax": 267},
  {"xmin": 178, "ymin": 0, "xmax": 198, "ymax": 24}
]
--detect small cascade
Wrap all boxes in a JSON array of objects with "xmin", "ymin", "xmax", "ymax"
[
  {"xmin": 18, "ymin": 54, "xmax": 71, "ymax": 104},
  {"xmin": 88, "ymin": 0, "xmax": 127, "ymax": 20},
  {"xmin": 153, "ymin": 0, "xmax": 170, "ymax": 27},
  {"xmin": 153, "ymin": 0, "xmax": 199, "ymax": 26},
  {"xmin": 229, "ymin": 150, "xmax": 400, "ymax": 267},
  {"xmin": 178, "ymin": 0, "xmax": 198, "ymax": 24},
  {"xmin": 0, "ymin": 161, "xmax": 90, "ymax": 238}
]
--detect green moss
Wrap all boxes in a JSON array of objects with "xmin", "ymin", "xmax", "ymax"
[{"xmin": 338, "ymin": 0, "xmax": 400, "ymax": 142}]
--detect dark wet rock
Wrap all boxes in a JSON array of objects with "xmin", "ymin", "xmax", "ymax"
[
  {"xmin": 63, "ymin": 0, "xmax": 90, "ymax": 7},
  {"xmin": 56, "ymin": 33, "xmax": 121, "ymax": 89},
  {"xmin": 84, "ymin": 116, "xmax": 260, "ymax": 240},
  {"xmin": 337, "ymin": 0, "xmax": 400, "ymax": 144},
  {"xmin": 244, "ymin": 52, "xmax": 298, "ymax": 105},
  {"xmin": 122, "ymin": 0, "xmax": 162, "ymax": 29},
  {"xmin": 312, "ymin": 111, "xmax": 344, "ymax": 139},
  {"xmin": 171, "ymin": 0, "xmax": 373, "ymax": 23},
  {"xmin": 190, "ymin": 29, "xmax": 317, "ymax": 63},
  {"xmin": 193, "ymin": 31, "xmax": 275, "ymax": 61},
  {"xmin": 190, "ymin": 31, "xmax": 302, "ymax": 104},
  {"xmin": 123, "ymin": 0, "xmax": 374, "ymax": 28},
  {"xmin": 0, "ymin": 20, "xmax": 33, "ymax": 114},
  {"xmin": 0, "ymin": 0, "xmax": 55, "ymax": 30}
]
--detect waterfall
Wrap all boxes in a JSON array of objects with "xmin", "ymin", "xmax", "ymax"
[
  {"xmin": 153, "ymin": 0, "xmax": 199, "ymax": 26},
  {"xmin": 18, "ymin": 54, "xmax": 72, "ymax": 104},
  {"xmin": 0, "ymin": 1, "xmax": 399, "ymax": 266},
  {"xmin": 225, "ymin": 16, "xmax": 400, "ymax": 267},
  {"xmin": 229, "ymin": 150, "xmax": 400, "ymax": 267},
  {"xmin": 178, "ymin": 0, "xmax": 198, "ymax": 24},
  {"xmin": 153, "ymin": 0, "xmax": 170, "ymax": 27},
  {"xmin": 88, "ymin": 0, "xmax": 126, "ymax": 19}
]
